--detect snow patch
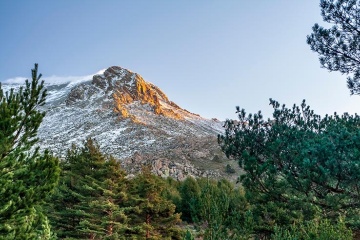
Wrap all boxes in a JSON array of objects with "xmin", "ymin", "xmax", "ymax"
[{"xmin": 2, "ymin": 68, "xmax": 106, "ymax": 85}]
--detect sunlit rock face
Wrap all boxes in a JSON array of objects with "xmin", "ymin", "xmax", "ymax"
[
  {"xmin": 2, "ymin": 66, "xmax": 236, "ymax": 180},
  {"xmin": 67, "ymin": 66, "xmax": 188, "ymax": 121}
]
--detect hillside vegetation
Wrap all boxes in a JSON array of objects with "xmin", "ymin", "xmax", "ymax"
[
  {"xmin": 4, "ymin": 1, "xmax": 360, "ymax": 236},
  {"xmin": 1, "ymin": 64, "xmax": 359, "ymax": 239}
]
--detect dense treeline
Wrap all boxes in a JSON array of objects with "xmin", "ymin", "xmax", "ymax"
[
  {"xmin": 1, "ymin": 65, "xmax": 358, "ymax": 240},
  {"xmin": 5, "ymin": 9, "xmax": 360, "ymax": 235},
  {"xmin": 3, "ymin": 64, "xmax": 350, "ymax": 240},
  {"xmin": 5, "ymin": 1, "xmax": 360, "ymax": 238},
  {"xmin": 44, "ymin": 137, "xmax": 355, "ymax": 240},
  {"xmin": 1, "ymin": 126, "xmax": 354, "ymax": 240},
  {"xmin": 45, "ymin": 138, "xmax": 251, "ymax": 239}
]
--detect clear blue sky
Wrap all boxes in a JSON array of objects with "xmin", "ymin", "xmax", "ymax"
[{"xmin": 0, "ymin": 0, "xmax": 358, "ymax": 120}]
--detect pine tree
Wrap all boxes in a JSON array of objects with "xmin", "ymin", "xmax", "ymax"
[
  {"xmin": 46, "ymin": 144, "xmax": 84, "ymax": 239},
  {"xmin": 161, "ymin": 177, "xmax": 182, "ymax": 217},
  {"xmin": 272, "ymin": 218, "xmax": 352, "ymax": 240},
  {"xmin": 127, "ymin": 166, "xmax": 183, "ymax": 240},
  {"xmin": 0, "ymin": 64, "xmax": 60, "ymax": 239},
  {"xmin": 219, "ymin": 99, "xmax": 360, "ymax": 236},
  {"xmin": 75, "ymin": 138, "xmax": 111, "ymax": 239},
  {"xmin": 48, "ymin": 138, "xmax": 130, "ymax": 239},
  {"xmin": 178, "ymin": 178, "xmax": 251, "ymax": 240},
  {"xmin": 307, "ymin": 0, "xmax": 360, "ymax": 94},
  {"xmin": 178, "ymin": 177, "xmax": 201, "ymax": 223},
  {"xmin": 89, "ymin": 156, "xmax": 131, "ymax": 240}
]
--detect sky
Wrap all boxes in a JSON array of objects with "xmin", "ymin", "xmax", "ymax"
[{"xmin": 0, "ymin": 0, "xmax": 359, "ymax": 120}]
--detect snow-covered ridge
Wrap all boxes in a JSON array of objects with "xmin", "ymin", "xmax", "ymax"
[
  {"xmin": 2, "ymin": 69, "xmax": 107, "ymax": 105},
  {"xmin": 2, "ymin": 66, "xmax": 227, "ymax": 180}
]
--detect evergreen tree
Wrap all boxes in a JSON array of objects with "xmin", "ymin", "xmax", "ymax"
[
  {"xmin": 0, "ymin": 64, "xmax": 60, "ymax": 239},
  {"xmin": 307, "ymin": 0, "xmax": 360, "ymax": 94},
  {"xmin": 162, "ymin": 177, "xmax": 182, "ymax": 216},
  {"xmin": 46, "ymin": 144, "xmax": 85, "ymax": 239},
  {"xmin": 272, "ymin": 218, "xmax": 352, "ymax": 240},
  {"xmin": 178, "ymin": 177, "xmax": 201, "ymax": 223},
  {"xmin": 89, "ymin": 156, "xmax": 130, "ymax": 240},
  {"xmin": 48, "ymin": 138, "xmax": 130, "ymax": 239},
  {"xmin": 74, "ymin": 138, "xmax": 114, "ymax": 239},
  {"xmin": 127, "ymin": 166, "xmax": 182, "ymax": 240},
  {"xmin": 219, "ymin": 99, "xmax": 360, "ymax": 236},
  {"xmin": 197, "ymin": 179, "xmax": 231, "ymax": 240},
  {"xmin": 225, "ymin": 187, "xmax": 253, "ymax": 240},
  {"xmin": 195, "ymin": 179, "xmax": 251, "ymax": 240},
  {"xmin": 183, "ymin": 230, "xmax": 195, "ymax": 240}
]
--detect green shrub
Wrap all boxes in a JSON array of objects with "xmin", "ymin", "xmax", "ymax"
[
  {"xmin": 183, "ymin": 230, "xmax": 195, "ymax": 240},
  {"xmin": 225, "ymin": 164, "xmax": 236, "ymax": 174},
  {"xmin": 272, "ymin": 218, "xmax": 353, "ymax": 240}
]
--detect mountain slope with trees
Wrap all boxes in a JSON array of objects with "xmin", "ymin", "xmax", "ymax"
[
  {"xmin": 2, "ymin": 65, "xmax": 234, "ymax": 181},
  {"xmin": 4, "ymin": 2, "xmax": 360, "ymax": 236}
]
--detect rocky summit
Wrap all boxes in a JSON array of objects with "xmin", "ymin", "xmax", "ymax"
[{"xmin": 3, "ymin": 66, "xmax": 240, "ymax": 180}]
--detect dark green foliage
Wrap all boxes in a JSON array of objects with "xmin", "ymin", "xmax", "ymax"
[
  {"xmin": 272, "ymin": 218, "xmax": 352, "ymax": 240},
  {"xmin": 219, "ymin": 99, "xmax": 360, "ymax": 235},
  {"xmin": 162, "ymin": 177, "xmax": 182, "ymax": 215},
  {"xmin": 98, "ymin": 157, "xmax": 131, "ymax": 239},
  {"xmin": 0, "ymin": 64, "xmax": 60, "ymax": 239},
  {"xmin": 178, "ymin": 177, "xmax": 201, "ymax": 223},
  {"xmin": 196, "ymin": 178, "xmax": 251, "ymax": 240},
  {"xmin": 183, "ymin": 230, "xmax": 195, "ymax": 240},
  {"xmin": 197, "ymin": 179, "xmax": 232, "ymax": 239},
  {"xmin": 224, "ymin": 188, "xmax": 254, "ymax": 239},
  {"xmin": 48, "ymin": 138, "xmax": 130, "ymax": 239},
  {"xmin": 0, "ymin": 64, "xmax": 47, "ymax": 156},
  {"xmin": 177, "ymin": 177, "xmax": 253, "ymax": 239},
  {"xmin": 127, "ymin": 166, "xmax": 183, "ymax": 240},
  {"xmin": 225, "ymin": 164, "xmax": 236, "ymax": 174},
  {"xmin": 49, "ymin": 141, "xmax": 184, "ymax": 239},
  {"xmin": 307, "ymin": 0, "xmax": 360, "ymax": 95},
  {"xmin": 47, "ymin": 145, "xmax": 84, "ymax": 239}
]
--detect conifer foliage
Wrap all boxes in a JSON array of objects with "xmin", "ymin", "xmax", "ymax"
[
  {"xmin": 219, "ymin": 99, "xmax": 360, "ymax": 232},
  {"xmin": 0, "ymin": 64, "xmax": 60, "ymax": 239},
  {"xmin": 128, "ymin": 166, "xmax": 182, "ymax": 240},
  {"xmin": 49, "ymin": 139, "xmax": 183, "ymax": 239},
  {"xmin": 307, "ymin": 0, "xmax": 360, "ymax": 95},
  {"xmin": 48, "ymin": 138, "xmax": 130, "ymax": 239},
  {"xmin": 177, "ymin": 177, "xmax": 201, "ymax": 223}
]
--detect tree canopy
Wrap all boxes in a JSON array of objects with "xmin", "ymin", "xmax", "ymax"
[
  {"xmin": 307, "ymin": 0, "xmax": 360, "ymax": 95},
  {"xmin": 219, "ymin": 99, "xmax": 360, "ymax": 233},
  {"xmin": 48, "ymin": 138, "xmax": 131, "ymax": 239}
]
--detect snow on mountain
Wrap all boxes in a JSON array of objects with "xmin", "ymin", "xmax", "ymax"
[{"xmin": 2, "ymin": 66, "xmax": 234, "ymax": 180}]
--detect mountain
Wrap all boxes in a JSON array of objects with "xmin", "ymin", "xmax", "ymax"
[{"xmin": 2, "ymin": 66, "xmax": 240, "ymax": 180}]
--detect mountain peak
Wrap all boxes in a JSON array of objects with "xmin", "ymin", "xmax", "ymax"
[
  {"xmin": 93, "ymin": 66, "xmax": 134, "ymax": 92},
  {"xmin": 10, "ymin": 65, "xmax": 228, "ymax": 180},
  {"xmin": 66, "ymin": 66, "xmax": 187, "ymax": 120}
]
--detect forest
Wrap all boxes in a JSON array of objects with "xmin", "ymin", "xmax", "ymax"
[
  {"xmin": 0, "ymin": 67, "xmax": 358, "ymax": 240},
  {"xmin": 2, "ymin": 0, "xmax": 360, "ymax": 239}
]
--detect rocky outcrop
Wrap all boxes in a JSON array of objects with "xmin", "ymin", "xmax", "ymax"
[
  {"xmin": 121, "ymin": 135, "xmax": 230, "ymax": 180},
  {"xmin": 67, "ymin": 66, "xmax": 183, "ymax": 120},
  {"xmin": 66, "ymin": 84, "xmax": 100, "ymax": 105}
]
